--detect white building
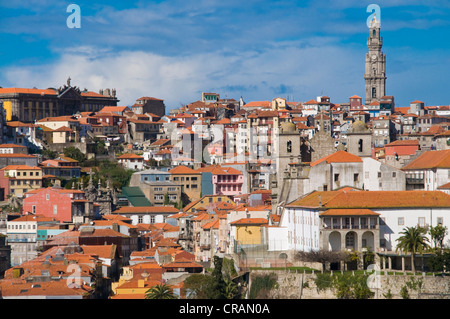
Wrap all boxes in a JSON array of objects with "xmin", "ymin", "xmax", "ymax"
[
  {"xmin": 117, "ymin": 153, "xmax": 145, "ymax": 171},
  {"xmin": 271, "ymin": 190, "xmax": 450, "ymax": 270},
  {"xmin": 110, "ymin": 206, "xmax": 180, "ymax": 225},
  {"xmin": 402, "ymin": 149, "xmax": 450, "ymax": 191}
]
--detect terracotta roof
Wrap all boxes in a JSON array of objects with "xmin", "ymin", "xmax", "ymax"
[
  {"xmin": 384, "ymin": 140, "xmax": 419, "ymax": 147},
  {"xmin": 162, "ymin": 258, "xmax": 203, "ymax": 269},
  {"xmin": 202, "ymin": 219, "xmax": 220, "ymax": 229},
  {"xmin": 196, "ymin": 164, "xmax": 243, "ymax": 175},
  {"xmin": 230, "ymin": 218, "xmax": 268, "ymax": 225},
  {"xmin": 437, "ymin": 182, "xmax": 450, "ymax": 190},
  {"xmin": 310, "ymin": 151, "xmax": 362, "ymax": 167},
  {"xmin": 0, "ymin": 87, "xmax": 57, "ymax": 95},
  {"xmin": 401, "ymin": 150, "xmax": 450, "ymax": 170},
  {"xmin": 0, "ymin": 153, "xmax": 37, "ymax": 158},
  {"xmin": 137, "ymin": 96, "xmax": 163, "ymax": 101},
  {"xmin": 287, "ymin": 190, "xmax": 450, "ymax": 209},
  {"xmin": 117, "ymin": 153, "xmax": 144, "ymax": 159},
  {"xmin": 1, "ymin": 165, "xmax": 41, "ymax": 170},
  {"xmin": 242, "ymin": 101, "xmax": 271, "ymax": 108},
  {"xmin": 0, "ymin": 144, "xmax": 26, "ymax": 148},
  {"xmin": 9, "ymin": 214, "xmax": 56, "ymax": 223},
  {"xmin": 112, "ymin": 206, "xmax": 179, "ymax": 214},
  {"xmin": 80, "ymin": 245, "xmax": 117, "ymax": 259},
  {"xmin": 0, "ymin": 281, "xmax": 92, "ymax": 297},
  {"xmin": 169, "ymin": 165, "xmax": 200, "ymax": 175}
]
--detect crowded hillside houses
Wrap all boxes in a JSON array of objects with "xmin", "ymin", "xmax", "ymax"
[{"xmin": 0, "ymin": 78, "xmax": 448, "ymax": 299}]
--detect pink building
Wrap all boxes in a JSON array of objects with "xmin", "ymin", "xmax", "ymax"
[
  {"xmin": 23, "ymin": 187, "xmax": 98, "ymax": 223},
  {"xmin": 196, "ymin": 165, "xmax": 244, "ymax": 198}
]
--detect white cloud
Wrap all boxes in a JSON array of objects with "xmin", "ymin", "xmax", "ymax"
[{"xmin": 2, "ymin": 43, "xmax": 365, "ymax": 109}]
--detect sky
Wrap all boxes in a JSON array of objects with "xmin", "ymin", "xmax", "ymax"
[{"xmin": 0, "ymin": 0, "xmax": 449, "ymax": 110}]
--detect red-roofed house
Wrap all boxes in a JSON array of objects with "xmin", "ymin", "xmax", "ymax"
[
  {"xmin": 401, "ymin": 149, "xmax": 450, "ymax": 191},
  {"xmin": 117, "ymin": 153, "xmax": 144, "ymax": 170},
  {"xmin": 196, "ymin": 165, "xmax": 244, "ymax": 198}
]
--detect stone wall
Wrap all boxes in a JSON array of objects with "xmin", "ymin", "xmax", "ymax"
[{"xmin": 250, "ymin": 269, "xmax": 450, "ymax": 299}]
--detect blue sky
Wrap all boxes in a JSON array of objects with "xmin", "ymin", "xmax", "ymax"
[{"xmin": 0, "ymin": 0, "xmax": 449, "ymax": 109}]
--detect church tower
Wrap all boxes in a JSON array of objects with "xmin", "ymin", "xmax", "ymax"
[{"xmin": 364, "ymin": 14, "xmax": 386, "ymax": 105}]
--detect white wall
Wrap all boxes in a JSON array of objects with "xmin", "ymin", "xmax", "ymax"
[{"xmin": 378, "ymin": 207, "xmax": 450, "ymax": 251}]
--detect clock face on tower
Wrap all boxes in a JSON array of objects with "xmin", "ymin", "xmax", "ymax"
[{"xmin": 371, "ymin": 54, "xmax": 377, "ymax": 61}]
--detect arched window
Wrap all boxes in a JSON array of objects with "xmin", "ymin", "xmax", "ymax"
[
  {"xmin": 287, "ymin": 141, "xmax": 292, "ymax": 153},
  {"xmin": 372, "ymin": 29, "xmax": 376, "ymax": 37},
  {"xmin": 372, "ymin": 87, "xmax": 376, "ymax": 98},
  {"xmin": 358, "ymin": 139, "xmax": 363, "ymax": 152}
]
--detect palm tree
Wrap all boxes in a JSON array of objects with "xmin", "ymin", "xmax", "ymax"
[
  {"xmin": 396, "ymin": 226, "xmax": 430, "ymax": 273},
  {"xmin": 428, "ymin": 225, "xmax": 448, "ymax": 251},
  {"xmin": 145, "ymin": 283, "xmax": 177, "ymax": 299}
]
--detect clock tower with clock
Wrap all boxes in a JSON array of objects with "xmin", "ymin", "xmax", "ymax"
[{"xmin": 364, "ymin": 14, "xmax": 386, "ymax": 105}]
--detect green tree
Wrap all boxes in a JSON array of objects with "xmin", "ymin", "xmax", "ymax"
[
  {"xmin": 429, "ymin": 225, "xmax": 448, "ymax": 250},
  {"xmin": 428, "ymin": 250, "xmax": 450, "ymax": 273},
  {"xmin": 42, "ymin": 149, "xmax": 59, "ymax": 160},
  {"xmin": 212, "ymin": 256, "xmax": 226, "ymax": 299},
  {"xmin": 145, "ymin": 283, "xmax": 177, "ymax": 299},
  {"xmin": 396, "ymin": 226, "xmax": 430, "ymax": 273},
  {"xmin": 164, "ymin": 193, "xmax": 170, "ymax": 205},
  {"xmin": 333, "ymin": 273, "xmax": 374, "ymax": 299},
  {"xmin": 63, "ymin": 146, "xmax": 86, "ymax": 163},
  {"xmin": 183, "ymin": 274, "xmax": 221, "ymax": 299},
  {"xmin": 249, "ymin": 273, "xmax": 278, "ymax": 299}
]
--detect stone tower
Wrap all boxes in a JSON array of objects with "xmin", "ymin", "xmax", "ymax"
[
  {"xmin": 309, "ymin": 112, "xmax": 336, "ymax": 162},
  {"xmin": 364, "ymin": 14, "xmax": 386, "ymax": 105},
  {"xmin": 273, "ymin": 122, "xmax": 302, "ymax": 201},
  {"xmin": 346, "ymin": 120, "xmax": 372, "ymax": 158}
]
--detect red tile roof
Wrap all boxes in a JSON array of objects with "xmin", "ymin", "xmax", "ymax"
[
  {"xmin": 230, "ymin": 218, "xmax": 268, "ymax": 226},
  {"xmin": 401, "ymin": 150, "xmax": 450, "ymax": 170},
  {"xmin": 112, "ymin": 206, "xmax": 180, "ymax": 214},
  {"xmin": 287, "ymin": 190, "xmax": 450, "ymax": 209},
  {"xmin": 169, "ymin": 165, "xmax": 201, "ymax": 175},
  {"xmin": 117, "ymin": 153, "xmax": 144, "ymax": 159},
  {"xmin": 310, "ymin": 151, "xmax": 362, "ymax": 167}
]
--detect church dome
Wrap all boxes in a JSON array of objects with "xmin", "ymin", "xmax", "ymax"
[
  {"xmin": 351, "ymin": 120, "xmax": 368, "ymax": 133},
  {"xmin": 280, "ymin": 121, "xmax": 296, "ymax": 133}
]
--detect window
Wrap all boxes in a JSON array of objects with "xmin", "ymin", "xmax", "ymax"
[
  {"xmin": 418, "ymin": 217, "xmax": 425, "ymax": 227},
  {"xmin": 138, "ymin": 216, "xmax": 143, "ymax": 224},
  {"xmin": 398, "ymin": 217, "xmax": 404, "ymax": 226},
  {"xmin": 378, "ymin": 172, "xmax": 382, "ymax": 178},
  {"xmin": 392, "ymin": 172, "xmax": 396, "ymax": 178},
  {"xmin": 437, "ymin": 217, "xmax": 443, "ymax": 225},
  {"xmin": 334, "ymin": 174, "xmax": 339, "ymax": 182},
  {"xmin": 150, "ymin": 216, "xmax": 155, "ymax": 224},
  {"xmin": 353, "ymin": 174, "xmax": 359, "ymax": 182},
  {"xmin": 46, "ymin": 194, "xmax": 50, "ymax": 200},
  {"xmin": 358, "ymin": 139, "xmax": 363, "ymax": 152},
  {"xmin": 287, "ymin": 141, "xmax": 292, "ymax": 153},
  {"xmin": 372, "ymin": 87, "xmax": 376, "ymax": 98},
  {"xmin": 32, "ymin": 206, "xmax": 36, "ymax": 214},
  {"xmin": 53, "ymin": 205, "xmax": 57, "ymax": 215}
]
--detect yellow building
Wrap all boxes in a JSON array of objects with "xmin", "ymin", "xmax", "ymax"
[
  {"xmin": 111, "ymin": 262, "xmax": 163, "ymax": 299},
  {"xmin": 1, "ymin": 165, "xmax": 43, "ymax": 198},
  {"xmin": 230, "ymin": 218, "xmax": 268, "ymax": 246}
]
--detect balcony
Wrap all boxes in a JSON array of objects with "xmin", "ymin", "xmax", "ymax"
[{"xmin": 406, "ymin": 177, "xmax": 424, "ymax": 185}]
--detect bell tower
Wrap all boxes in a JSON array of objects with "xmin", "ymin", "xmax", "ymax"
[{"xmin": 364, "ymin": 14, "xmax": 386, "ymax": 105}]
